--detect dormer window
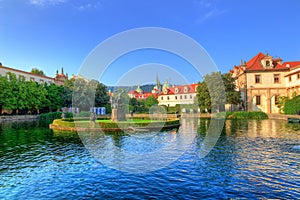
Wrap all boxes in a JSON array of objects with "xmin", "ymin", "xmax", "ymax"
[
  {"xmin": 175, "ymin": 88, "xmax": 179, "ymax": 93},
  {"xmin": 184, "ymin": 87, "xmax": 188, "ymax": 93},
  {"xmin": 261, "ymin": 55, "xmax": 274, "ymax": 69},
  {"xmin": 163, "ymin": 88, "xmax": 168, "ymax": 94}
]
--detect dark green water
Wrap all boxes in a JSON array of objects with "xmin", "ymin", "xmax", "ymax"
[{"xmin": 0, "ymin": 119, "xmax": 300, "ymax": 199}]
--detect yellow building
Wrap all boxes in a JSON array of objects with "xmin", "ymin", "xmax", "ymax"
[{"xmin": 230, "ymin": 52, "xmax": 300, "ymax": 113}]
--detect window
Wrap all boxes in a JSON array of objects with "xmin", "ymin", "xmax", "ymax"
[
  {"xmin": 255, "ymin": 96, "xmax": 261, "ymax": 105},
  {"xmin": 175, "ymin": 96, "xmax": 178, "ymax": 100},
  {"xmin": 167, "ymin": 96, "xmax": 170, "ymax": 100},
  {"xmin": 266, "ymin": 60, "xmax": 270, "ymax": 66},
  {"xmin": 274, "ymin": 74, "xmax": 280, "ymax": 83},
  {"xmin": 180, "ymin": 95, "xmax": 182, "ymax": 99},
  {"xmin": 184, "ymin": 87, "xmax": 188, "ymax": 93},
  {"xmin": 175, "ymin": 88, "xmax": 179, "ymax": 93},
  {"xmin": 19, "ymin": 75, "xmax": 25, "ymax": 81},
  {"xmin": 289, "ymin": 76, "xmax": 292, "ymax": 82},
  {"xmin": 6, "ymin": 73, "xmax": 11, "ymax": 80},
  {"xmin": 30, "ymin": 77, "xmax": 35, "ymax": 81},
  {"xmin": 184, "ymin": 95, "xmax": 187, "ymax": 99},
  {"xmin": 298, "ymin": 73, "xmax": 300, "ymax": 79},
  {"xmin": 161, "ymin": 97, "xmax": 163, "ymax": 100},
  {"xmin": 190, "ymin": 95, "xmax": 193, "ymax": 99},
  {"xmin": 255, "ymin": 75, "xmax": 261, "ymax": 84},
  {"xmin": 275, "ymin": 95, "xmax": 279, "ymax": 105}
]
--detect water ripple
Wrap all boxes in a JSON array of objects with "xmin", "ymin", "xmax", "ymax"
[{"xmin": 0, "ymin": 120, "xmax": 300, "ymax": 199}]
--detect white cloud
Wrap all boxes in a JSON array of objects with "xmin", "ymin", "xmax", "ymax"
[
  {"xmin": 29, "ymin": 0, "xmax": 67, "ymax": 7},
  {"xmin": 193, "ymin": 0, "xmax": 212, "ymax": 8},
  {"xmin": 201, "ymin": 8, "xmax": 227, "ymax": 22},
  {"xmin": 75, "ymin": 1, "xmax": 102, "ymax": 11},
  {"xmin": 193, "ymin": 0, "xmax": 228, "ymax": 24}
]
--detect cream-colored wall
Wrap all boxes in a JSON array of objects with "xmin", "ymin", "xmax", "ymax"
[
  {"xmin": 158, "ymin": 93, "xmax": 196, "ymax": 107},
  {"xmin": 286, "ymin": 74, "xmax": 300, "ymax": 87},
  {"xmin": 247, "ymin": 71, "xmax": 287, "ymax": 89},
  {"xmin": 0, "ymin": 67, "xmax": 54, "ymax": 84}
]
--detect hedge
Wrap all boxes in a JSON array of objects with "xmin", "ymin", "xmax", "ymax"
[
  {"xmin": 283, "ymin": 95, "xmax": 300, "ymax": 115},
  {"xmin": 215, "ymin": 111, "xmax": 268, "ymax": 119},
  {"xmin": 39, "ymin": 112, "xmax": 73, "ymax": 122}
]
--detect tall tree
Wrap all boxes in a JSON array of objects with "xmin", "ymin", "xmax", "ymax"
[
  {"xmin": 197, "ymin": 72, "xmax": 226, "ymax": 112},
  {"xmin": 196, "ymin": 81, "xmax": 211, "ymax": 112},
  {"xmin": 43, "ymin": 83, "xmax": 64, "ymax": 112},
  {"xmin": 197, "ymin": 72, "xmax": 241, "ymax": 112},
  {"xmin": 62, "ymin": 78, "xmax": 74, "ymax": 107},
  {"xmin": 221, "ymin": 73, "xmax": 241, "ymax": 105},
  {"xmin": 94, "ymin": 81, "xmax": 110, "ymax": 107}
]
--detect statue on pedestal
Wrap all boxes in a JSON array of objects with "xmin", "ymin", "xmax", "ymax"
[{"xmin": 110, "ymin": 89, "xmax": 126, "ymax": 121}]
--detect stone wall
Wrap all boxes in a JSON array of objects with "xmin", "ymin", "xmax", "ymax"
[{"xmin": 0, "ymin": 115, "xmax": 39, "ymax": 122}]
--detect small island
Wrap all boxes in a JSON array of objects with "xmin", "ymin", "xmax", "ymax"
[{"xmin": 49, "ymin": 117, "xmax": 180, "ymax": 132}]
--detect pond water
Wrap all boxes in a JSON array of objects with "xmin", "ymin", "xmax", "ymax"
[{"xmin": 0, "ymin": 119, "xmax": 300, "ymax": 199}]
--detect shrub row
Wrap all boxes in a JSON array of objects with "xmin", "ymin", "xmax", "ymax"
[
  {"xmin": 283, "ymin": 95, "xmax": 300, "ymax": 115},
  {"xmin": 39, "ymin": 112, "xmax": 73, "ymax": 122},
  {"xmin": 224, "ymin": 111, "xmax": 268, "ymax": 119}
]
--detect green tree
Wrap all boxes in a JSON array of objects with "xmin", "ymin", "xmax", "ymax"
[
  {"xmin": 95, "ymin": 81, "xmax": 110, "ymax": 107},
  {"xmin": 129, "ymin": 97, "xmax": 138, "ymax": 112},
  {"xmin": 196, "ymin": 81, "xmax": 211, "ymax": 112},
  {"xmin": 221, "ymin": 73, "xmax": 241, "ymax": 105},
  {"xmin": 197, "ymin": 72, "xmax": 241, "ymax": 112},
  {"xmin": 62, "ymin": 79, "xmax": 74, "ymax": 107},
  {"xmin": 72, "ymin": 78, "xmax": 96, "ymax": 111},
  {"xmin": 0, "ymin": 75, "xmax": 11, "ymax": 114},
  {"xmin": 31, "ymin": 68, "xmax": 45, "ymax": 76},
  {"xmin": 43, "ymin": 83, "xmax": 64, "ymax": 112},
  {"xmin": 6, "ymin": 73, "xmax": 19, "ymax": 113},
  {"xmin": 144, "ymin": 95, "xmax": 158, "ymax": 108}
]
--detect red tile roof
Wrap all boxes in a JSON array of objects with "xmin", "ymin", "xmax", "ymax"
[
  {"xmin": 244, "ymin": 52, "xmax": 288, "ymax": 71},
  {"xmin": 283, "ymin": 61, "xmax": 300, "ymax": 68},
  {"xmin": 159, "ymin": 83, "xmax": 198, "ymax": 96}
]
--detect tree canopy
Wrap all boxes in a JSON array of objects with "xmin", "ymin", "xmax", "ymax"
[
  {"xmin": 0, "ymin": 74, "xmax": 110, "ymax": 114},
  {"xmin": 196, "ymin": 72, "xmax": 241, "ymax": 112},
  {"xmin": 31, "ymin": 68, "xmax": 46, "ymax": 76}
]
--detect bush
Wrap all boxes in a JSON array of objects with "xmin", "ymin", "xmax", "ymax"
[
  {"xmin": 39, "ymin": 111, "xmax": 73, "ymax": 123},
  {"xmin": 284, "ymin": 95, "xmax": 300, "ymax": 115}
]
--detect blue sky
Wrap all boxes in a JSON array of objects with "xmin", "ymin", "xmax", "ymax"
[{"xmin": 1, "ymin": 0, "xmax": 300, "ymax": 86}]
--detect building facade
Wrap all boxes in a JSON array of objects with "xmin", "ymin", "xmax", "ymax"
[
  {"xmin": 157, "ymin": 83, "xmax": 198, "ymax": 107},
  {"xmin": 0, "ymin": 65, "xmax": 68, "ymax": 85},
  {"xmin": 230, "ymin": 52, "xmax": 300, "ymax": 113}
]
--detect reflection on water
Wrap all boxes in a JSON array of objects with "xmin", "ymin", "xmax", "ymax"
[{"xmin": 0, "ymin": 119, "xmax": 300, "ymax": 199}]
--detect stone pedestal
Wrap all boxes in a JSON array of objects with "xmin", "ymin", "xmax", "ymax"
[{"xmin": 111, "ymin": 108, "xmax": 126, "ymax": 121}]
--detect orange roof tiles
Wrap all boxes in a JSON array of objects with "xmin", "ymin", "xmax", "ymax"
[{"xmin": 244, "ymin": 52, "xmax": 290, "ymax": 71}]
